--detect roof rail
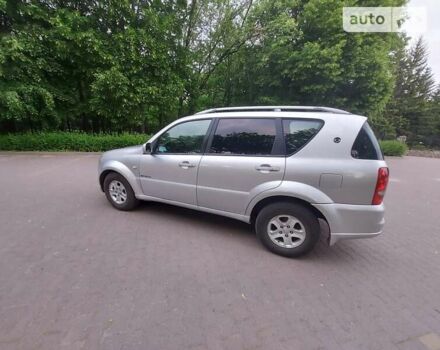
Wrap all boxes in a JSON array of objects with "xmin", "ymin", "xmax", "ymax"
[{"xmin": 196, "ymin": 106, "xmax": 350, "ymax": 115}]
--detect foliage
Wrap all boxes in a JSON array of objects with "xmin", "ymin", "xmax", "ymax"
[
  {"xmin": 379, "ymin": 140, "xmax": 408, "ymax": 157},
  {"xmin": 1, "ymin": 0, "xmax": 439, "ymax": 148},
  {"xmin": 0, "ymin": 132, "xmax": 149, "ymax": 152},
  {"xmin": 384, "ymin": 37, "xmax": 439, "ymax": 146},
  {"xmin": 410, "ymin": 143, "xmax": 427, "ymax": 151},
  {"xmin": 0, "ymin": 0, "xmax": 185, "ymax": 133},
  {"xmin": 199, "ymin": 0, "xmax": 407, "ymax": 120},
  {"xmin": 426, "ymin": 87, "xmax": 440, "ymax": 147}
]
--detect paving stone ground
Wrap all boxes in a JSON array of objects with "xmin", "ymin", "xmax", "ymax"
[{"xmin": 0, "ymin": 153, "xmax": 439, "ymax": 350}]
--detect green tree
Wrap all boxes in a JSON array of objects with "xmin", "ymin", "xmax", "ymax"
[
  {"xmin": 384, "ymin": 37, "xmax": 436, "ymax": 145},
  {"xmin": 0, "ymin": 0, "xmax": 58, "ymax": 131},
  {"xmin": 202, "ymin": 0, "xmax": 407, "ymax": 123},
  {"xmin": 0, "ymin": 0, "xmax": 186, "ymax": 133},
  {"xmin": 178, "ymin": 0, "xmax": 256, "ymax": 114},
  {"xmin": 4, "ymin": 0, "xmax": 435, "ymax": 142},
  {"xmin": 427, "ymin": 86, "xmax": 440, "ymax": 147}
]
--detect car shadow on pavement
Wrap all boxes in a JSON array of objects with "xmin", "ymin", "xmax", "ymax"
[
  {"xmin": 132, "ymin": 201, "xmax": 371, "ymax": 263},
  {"xmin": 136, "ymin": 201, "xmax": 253, "ymax": 233}
]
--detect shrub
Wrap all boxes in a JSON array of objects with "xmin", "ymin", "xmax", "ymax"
[
  {"xmin": 410, "ymin": 144, "xmax": 427, "ymax": 151},
  {"xmin": 380, "ymin": 140, "xmax": 408, "ymax": 157},
  {"xmin": 0, "ymin": 132, "xmax": 150, "ymax": 152}
]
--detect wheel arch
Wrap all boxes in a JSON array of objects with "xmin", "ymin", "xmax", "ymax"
[
  {"xmin": 99, "ymin": 170, "xmax": 115, "ymax": 191},
  {"xmin": 249, "ymin": 195, "xmax": 329, "ymax": 228},
  {"xmin": 99, "ymin": 161, "xmax": 142, "ymax": 195}
]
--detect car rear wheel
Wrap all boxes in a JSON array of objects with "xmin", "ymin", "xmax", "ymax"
[
  {"xmin": 104, "ymin": 172, "xmax": 139, "ymax": 211},
  {"xmin": 255, "ymin": 202, "xmax": 320, "ymax": 257}
]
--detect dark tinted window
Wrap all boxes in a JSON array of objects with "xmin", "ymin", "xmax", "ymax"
[
  {"xmin": 283, "ymin": 119, "xmax": 323, "ymax": 154},
  {"xmin": 351, "ymin": 123, "xmax": 383, "ymax": 160},
  {"xmin": 156, "ymin": 119, "xmax": 211, "ymax": 154},
  {"xmin": 210, "ymin": 118, "xmax": 276, "ymax": 155}
]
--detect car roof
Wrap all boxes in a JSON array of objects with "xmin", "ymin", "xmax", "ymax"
[{"xmin": 176, "ymin": 106, "xmax": 366, "ymax": 123}]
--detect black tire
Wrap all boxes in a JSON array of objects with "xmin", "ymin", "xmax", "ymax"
[
  {"xmin": 103, "ymin": 172, "xmax": 139, "ymax": 211},
  {"xmin": 255, "ymin": 202, "xmax": 320, "ymax": 257}
]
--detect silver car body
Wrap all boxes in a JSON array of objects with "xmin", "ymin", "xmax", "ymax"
[{"xmin": 98, "ymin": 107, "xmax": 387, "ymax": 245}]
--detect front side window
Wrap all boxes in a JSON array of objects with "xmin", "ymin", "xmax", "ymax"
[
  {"xmin": 155, "ymin": 119, "xmax": 211, "ymax": 154},
  {"xmin": 283, "ymin": 119, "xmax": 324, "ymax": 155},
  {"xmin": 209, "ymin": 118, "xmax": 277, "ymax": 155}
]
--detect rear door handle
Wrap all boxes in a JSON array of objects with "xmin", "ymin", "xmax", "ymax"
[
  {"xmin": 179, "ymin": 161, "xmax": 196, "ymax": 169},
  {"xmin": 255, "ymin": 164, "xmax": 280, "ymax": 173}
]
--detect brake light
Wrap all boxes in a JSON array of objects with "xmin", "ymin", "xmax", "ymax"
[{"xmin": 372, "ymin": 167, "xmax": 389, "ymax": 205}]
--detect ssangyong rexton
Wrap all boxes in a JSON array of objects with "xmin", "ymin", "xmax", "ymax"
[{"xmin": 98, "ymin": 106, "xmax": 389, "ymax": 257}]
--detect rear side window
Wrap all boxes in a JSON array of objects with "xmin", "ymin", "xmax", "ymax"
[
  {"xmin": 283, "ymin": 119, "xmax": 324, "ymax": 155},
  {"xmin": 209, "ymin": 118, "xmax": 276, "ymax": 155},
  {"xmin": 351, "ymin": 122, "xmax": 383, "ymax": 160}
]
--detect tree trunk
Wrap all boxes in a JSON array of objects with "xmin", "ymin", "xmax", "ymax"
[{"xmin": 77, "ymin": 80, "xmax": 88, "ymax": 131}]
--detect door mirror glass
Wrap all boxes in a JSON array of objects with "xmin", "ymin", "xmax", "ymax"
[{"xmin": 143, "ymin": 142, "xmax": 152, "ymax": 154}]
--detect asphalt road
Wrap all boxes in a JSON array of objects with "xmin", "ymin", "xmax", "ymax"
[{"xmin": 1, "ymin": 153, "xmax": 440, "ymax": 350}]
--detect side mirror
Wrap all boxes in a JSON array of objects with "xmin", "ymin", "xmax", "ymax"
[{"xmin": 143, "ymin": 142, "xmax": 153, "ymax": 154}]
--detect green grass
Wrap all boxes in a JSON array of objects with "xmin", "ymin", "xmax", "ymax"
[
  {"xmin": 379, "ymin": 140, "xmax": 408, "ymax": 157},
  {"xmin": 0, "ymin": 132, "xmax": 150, "ymax": 152}
]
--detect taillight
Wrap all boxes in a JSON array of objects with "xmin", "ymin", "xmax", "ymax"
[{"xmin": 372, "ymin": 167, "xmax": 389, "ymax": 205}]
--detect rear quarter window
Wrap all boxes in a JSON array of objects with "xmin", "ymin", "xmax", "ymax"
[
  {"xmin": 283, "ymin": 119, "xmax": 324, "ymax": 155},
  {"xmin": 351, "ymin": 122, "xmax": 383, "ymax": 160}
]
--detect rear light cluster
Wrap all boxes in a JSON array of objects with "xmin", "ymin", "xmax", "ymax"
[{"xmin": 372, "ymin": 167, "xmax": 389, "ymax": 205}]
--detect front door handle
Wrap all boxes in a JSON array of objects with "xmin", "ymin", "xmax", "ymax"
[
  {"xmin": 178, "ymin": 161, "xmax": 196, "ymax": 169},
  {"xmin": 255, "ymin": 164, "xmax": 280, "ymax": 173}
]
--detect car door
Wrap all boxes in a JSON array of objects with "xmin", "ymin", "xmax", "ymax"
[
  {"xmin": 197, "ymin": 117, "xmax": 285, "ymax": 214},
  {"xmin": 139, "ymin": 119, "xmax": 212, "ymax": 205}
]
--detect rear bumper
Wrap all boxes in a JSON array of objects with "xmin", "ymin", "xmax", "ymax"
[{"xmin": 313, "ymin": 203, "xmax": 385, "ymax": 245}]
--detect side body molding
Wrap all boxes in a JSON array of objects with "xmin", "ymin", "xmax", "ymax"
[{"xmin": 245, "ymin": 181, "xmax": 334, "ymax": 217}]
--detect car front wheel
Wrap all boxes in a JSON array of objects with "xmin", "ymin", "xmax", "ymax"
[
  {"xmin": 103, "ymin": 172, "xmax": 139, "ymax": 211},
  {"xmin": 255, "ymin": 202, "xmax": 320, "ymax": 257}
]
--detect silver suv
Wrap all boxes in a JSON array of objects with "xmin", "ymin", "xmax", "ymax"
[{"xmin": 98, "ymin": 106, "xmax": 389, "ymax": 257}]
